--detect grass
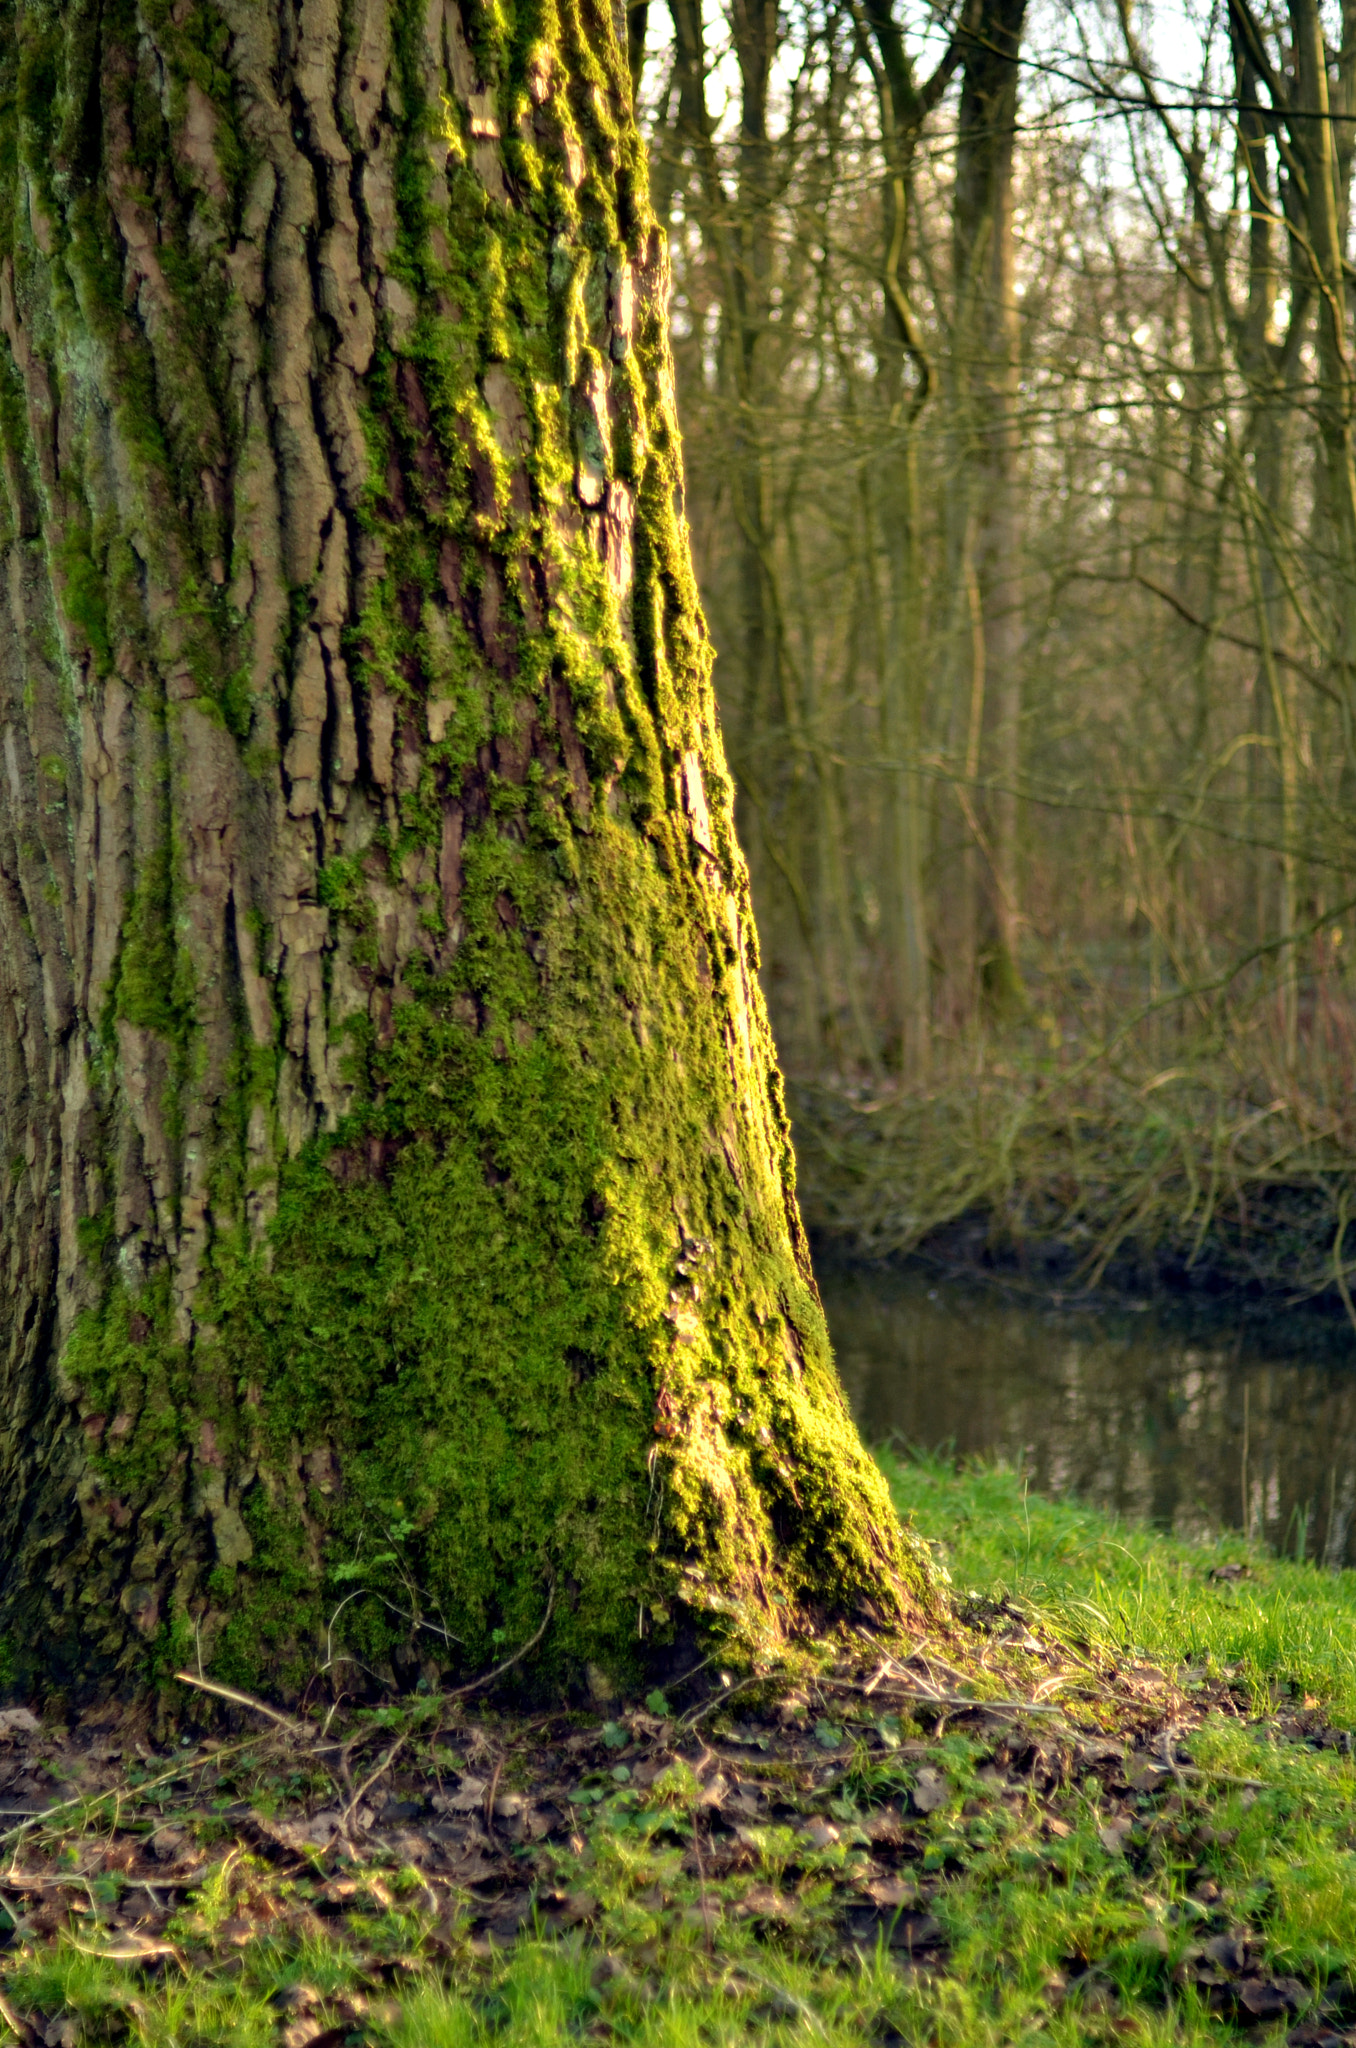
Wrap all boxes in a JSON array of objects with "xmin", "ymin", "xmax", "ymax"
[
  {"xmin": 6, "ymin": 1454, "xmax": 1356, "ymax": 2045},
  {"xmin": 884, "ymin": 1448, "xmax": 1356, "ymax": 1726}
]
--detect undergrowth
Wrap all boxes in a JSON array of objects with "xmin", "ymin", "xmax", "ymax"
[
  {"xmin": 4, "ymin": 1452, "xmax": 1356, "ymax": 2043},
  {"xmin": 790, "ymin": 1033, "xmax": 1356, "ymax": 1304}
]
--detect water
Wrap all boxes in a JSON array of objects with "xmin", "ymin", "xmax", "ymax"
[{"xmin": 818, "ymin": 1258, "xmax": 1356, "ymax": 1568}]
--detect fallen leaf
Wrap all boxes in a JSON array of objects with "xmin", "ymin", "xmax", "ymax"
[
  {"xmin": 270, "ymin": 1985, "xmax": 322, "ymax": 2014},
  {"xmin": 283, "ymin": 2022, "xmax": 334, "ymax": 2048},
  {"xmin": 1075, "ymin": 1740, "xmax": 1126, "ymax": 1770},
  {"xmin": 481, "ymin": 1895, "xmax": 533, "ymax": 1943},
  {"xmin": 911, "ymin": 1768, "xmax": 948, "ymax": 1814},
  {"xmin": 864, "ymin": 1807, "xmax": 905, "ymax": 1844},
  {"xmin": 446, "ymin": 1777, "xmax": 488, "ymax": 1812},
  {"xmin": 1237, "ymin": 1978, "xmax": 1307, "ymax": 2018},
  {"xmin": 1202, "ymin": 1933, "xmax": 1248, "ymax": 1973},
  {"xmin": 739, "ymin": 1885, "xmax": 798, "ymax": 1921},
  {"xmin": 1099, "ymin": 1817, "xmax": 1135, "ymax": 1854},
  {"xmin": 1245, "ymin": 1982, "xmax": 1310, "ymax": 2015},
  {"xmin": 0, "ymin": 1710, "xmax": 40, "ymax": 1738},
  {"xmin": 867, "ymin": 1876, "xmax": 918, "ymax": 1908},
  {"xmin": 800, "ymin": 1818, "xmax": 840, "ymax": 1850},
  {"xmin": 541, "ymin": 1890, "xmax": 598, "ymax": 1927}
]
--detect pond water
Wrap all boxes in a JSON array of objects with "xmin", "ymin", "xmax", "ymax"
[{"xmin": 818, "ymin": 1257, "xmax": 1356, "ymax": 1568}]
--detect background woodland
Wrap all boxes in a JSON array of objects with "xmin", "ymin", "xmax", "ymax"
[{"xmin": 634, "ymin": 0, "xmax": 1356, "ymax": 1297}]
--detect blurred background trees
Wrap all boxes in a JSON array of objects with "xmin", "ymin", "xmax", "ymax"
[{"xmin": 628, "ymin": 0, "xmax": 1356, "ymax": 1296}]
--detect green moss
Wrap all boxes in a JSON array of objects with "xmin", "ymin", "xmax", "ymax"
[
  {"xmin": 63, "ymin": 768, "xmax": 925, "ymax": 1694},
  {"xmin": 318, "ymin": 858, "xmax": 376, "ymax": 933},
  {"xmin": 54, "ymin": 521, "xmax": 113, "ymax": 673},
  {"xmin": 110, "ymin": 829, "xmax": 194, "ymax": 1047}
]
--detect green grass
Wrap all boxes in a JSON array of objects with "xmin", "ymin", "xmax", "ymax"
[
  {"xmin": 8, "ymin": 1454, "xmax": 1356, "ymax": 2045},
  {"xmin": 883, "ymin": 1446, "xmax": 1356, "ymax": 1724}
]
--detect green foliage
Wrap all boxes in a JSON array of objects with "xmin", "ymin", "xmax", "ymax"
[{"xmin": 882, "ymin": 1448, "xmax": 1356, "ymax": 1723}]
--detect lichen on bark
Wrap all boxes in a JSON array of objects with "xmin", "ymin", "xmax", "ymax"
[{"xmin": 0, "ymin": 0, "xmax": 938, "ymax": 1702}]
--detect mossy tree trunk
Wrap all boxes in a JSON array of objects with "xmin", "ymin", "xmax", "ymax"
[{"xmin": 0, "ymin": 0, "xmax": 932, "ymax": 1703}]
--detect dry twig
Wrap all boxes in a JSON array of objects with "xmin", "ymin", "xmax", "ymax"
[
  {"xmin": 443, "ymin": 1578, "xmax": 557, "ymax": 1703},
  {"xmin": 0, "ymin": 1987, "xmax": 39, "ymax": 2045}
]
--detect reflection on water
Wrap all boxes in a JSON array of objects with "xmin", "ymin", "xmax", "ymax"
[{"xmin": 819, "ymin": 1258, "xmax": 1356, "ymax": 1566}]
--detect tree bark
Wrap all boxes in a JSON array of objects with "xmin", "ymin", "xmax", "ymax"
[
  {"xmin": 951, "ymin": 0, "xmax": 1027, "ymax": 1017},
  {"xmin": 0, "ymin": 0, "xmax": 930, "ymax": 1703},
  {"xmin": 860, "ymin": 0, "xmax": 972, "ymax": 1077}
]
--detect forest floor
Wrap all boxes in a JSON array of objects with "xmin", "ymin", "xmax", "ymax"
[{"xmin": 3, "ymin": 1456, "xmax": 1356, "ymax": 2047}]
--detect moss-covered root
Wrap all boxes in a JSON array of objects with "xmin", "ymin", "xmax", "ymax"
[{"xmin": 0, "ymin": 0, "xmax": 937, "ymax": 1704}]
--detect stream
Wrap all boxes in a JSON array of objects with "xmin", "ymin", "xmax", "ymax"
[{"xmin": 818, "ymin": 1257, "xmax": 1356, "ymax": 1568}]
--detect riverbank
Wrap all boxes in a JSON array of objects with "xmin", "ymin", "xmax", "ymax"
[
  {"xmin": 789, "ymin": 1065, "xmax": 1356, "ymax": 1312},
  {"xmin": 2, "ymin": 1457, "xmax": 1356, "ymax": 2045}
]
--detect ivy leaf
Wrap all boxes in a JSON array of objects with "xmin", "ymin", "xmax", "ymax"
[
  {"xmin": 600, "ymin": 1721, "xmax": 629, "ymax": 1750},
  {"xmin": 814, "ymin": 1720, "xmax": 843, "ymax": 1750}
]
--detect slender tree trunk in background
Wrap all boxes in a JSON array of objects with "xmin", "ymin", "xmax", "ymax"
[
  {"xmin": 870, "ymin": 43, "xmax": 930, "ymax": 1080},
  {"xmin": 1289, "ymin": 0, "xmax": 1356, "ymax": 748},
  {"xmin": 723, "ymin": 0, "xmax": 791, "ymax": 1043},
  {"xmin": 880, "ymin": 429, "xmax": 931, "ymax": 1076},
  {"xmin": 1226, "ymin": 0, "xmax": 1356, "ymax": 1041},
  {"xmin": 626, "ymin": 0, "xmax": 650, "ymax": 102},
  {"xmin": 952, "ymin": 0, "xmax": 1027, "ymax": 1017},
  {"xmin": 1234, "ymin": 54, "xmax": 1300, "ymax": 1053},
  {"xmin": 860, "ymin": 1, "xmax": 968, "ymax": 1078},
  {"xmin": 933, "ymin": 491, "xmax": 982, "ymax": 1029},
  {"xmin": 0, "ymin": 0, "xmax": 929, "ymax": 1703},
  {"xmin": 665, "ymin": 0, "xmax": 820, "ymax": 1061}
]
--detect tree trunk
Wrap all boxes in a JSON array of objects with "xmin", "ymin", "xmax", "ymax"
[
  {"xmin": 0, "ymin": 0, "xmax": 930, "ymax": 1704},
  {"xmin": 860, "ymin": 1, "xmax": 971, "ymax": 1072},
  {"xmin": 1289, "ymin": 0, "xmax": 1356, "ymax": 745},
  {"xmin": 952, "ymin": 0, "xmax": 1027, "ymax": 1017}
]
